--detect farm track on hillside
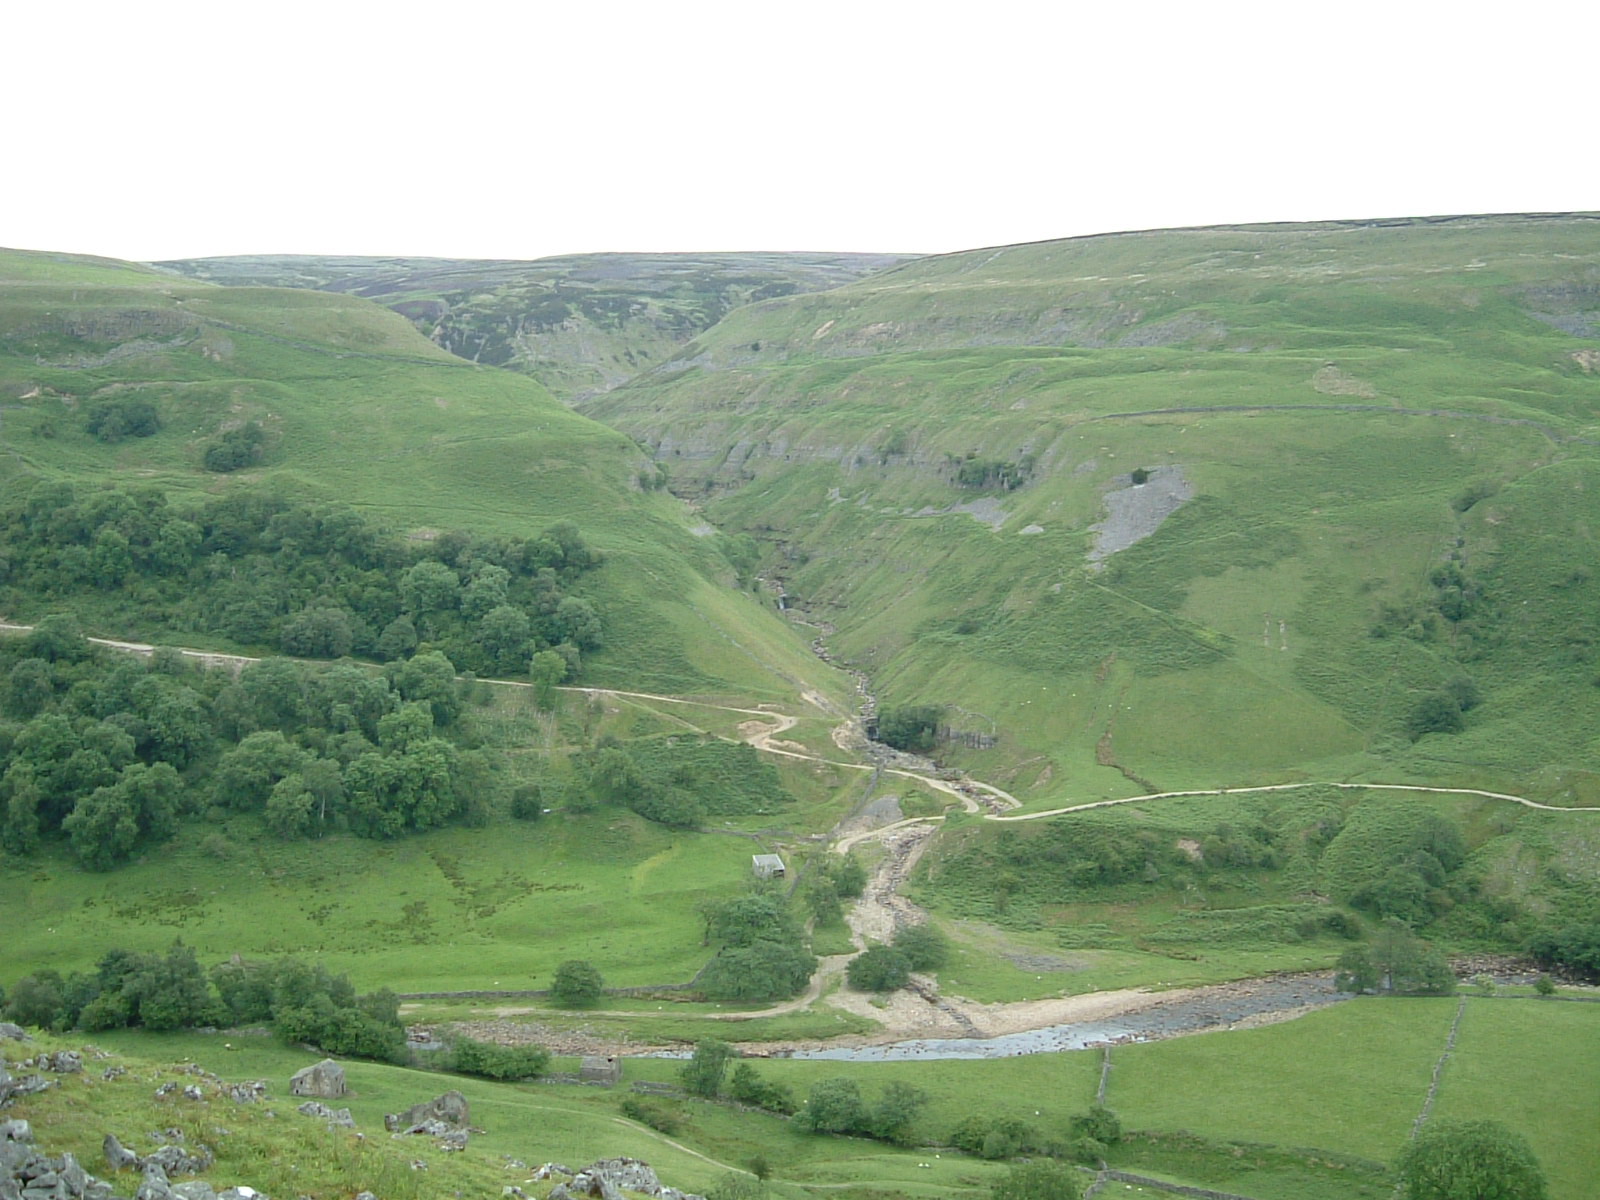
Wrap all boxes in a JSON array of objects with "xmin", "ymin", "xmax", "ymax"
[{"xmin": 5, "ymin": 621, "xmax": 1596, "ymax": 1050}]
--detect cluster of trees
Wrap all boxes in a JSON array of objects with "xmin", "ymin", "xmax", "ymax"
[
  {"xmin": 1396, "ymin": 1120, "xmax": 1547, "ymax": 1200},
  {"xmin": 949, "ymin": 1106, "xmax": 1119, "ymax": 1166},
  {"xmin": 1371, "ymin": 548, "xmax": 1500, "ymax": 742},
  {"xmin": 443, "ymin": 1035, "xmax": 550, "ymax": 1081},
  {"xmin": 4, "ymin": 943, "xmax": 406, "ymax": 1062},
  {"xmin": 1527, "ymin": 919, "xmax": 1600, "ymax": 982},
  {"xmin": 678, "ymin": 1039, "xmax": 795, "ymax": 1113},
  {"xmin": 800, "ymin": 852, "xmax": 867, "ymax": 926},
  {"xmin": 202, "ymin": 421, "xmax": 268, "ymax": 472},
  {"xmin": 0, "ymin": 482, "xmax": 602, "ymax": 680},
  {"xmin": 1336, "ymin": 810, "xmax": 1468, "ymax": 927},
  {"xmin": 873, "ymin": 705, "xmax": 943, "ymax": 754},
  {"xmin": 1335, "ymin": 918, "xmax": 1455, "ymax": 996},
  {"xmin": 990, "ymin": 1161, "xmax": 1084, "ymax": 1200},
  {"xmin": 574, "ymin": 736, "xmax": 792, "ymax": 830},
  {"xmin": 950, "ymin": 1114, "xmax": 1051, "ymax": 1161},
  {"xmin": 845, "ymin": 924, "xmax": 950, "ymax": 993},
  {"xmin": 84, "ymin": 396, "xmax": 161, "ymax": 443},
  {"xmin": 212, "ymin": 954, "xmax": 406, "ymax": 1060},
  {"xmin": 1405, "ymin": 677, "xmax": 1483, "ymax": 742},
  {"xmin": 1372, "ymin": 559, "xmax": 1496, "ymax": 650},
  {"xmin": 696, "ymin": 888, "xmax": 816, "ymax": 1003},
  {"xmin": 3, "ymin": 942, "xmax": 217, "ymax": 1034},
  {"xmin": 0, "ymin": 634, "xmax": 502, "ymax": 870},
  {"xmin": 794, "ymin": 1076, "xmax": 930, "ymax": 1145},
  {"xmin": 949, "ymin": 453, "xmax": 1034, "ymax": 492}
]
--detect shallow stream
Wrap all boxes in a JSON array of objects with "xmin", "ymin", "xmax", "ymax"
[{"xmin": 778, "ymin": 974, "xmax": 1349, "ymax": 1061}]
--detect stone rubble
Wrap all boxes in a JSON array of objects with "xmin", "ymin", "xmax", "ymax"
[
  {"xmin": 1, "ymin": 1115, "xmax": 249, "ymax": 1200},
  {"xmin": 546, "ymin": 1157, "xmax": 704, "ymax": 1200},
  {"xmin": 293, "ymin": 1103, "xmax": 354, "ymax": 1129}
]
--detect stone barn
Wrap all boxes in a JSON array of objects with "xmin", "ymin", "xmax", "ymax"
[
  {"xmin": 289, "ymin": 1058, "xmax": 347, "ymax": 1098},
  {"xmin": 580, "ymin": 1055, "xmax": 622, "ymax": 1085},
  {"xmin": 752, "ymin": 854, "xmax": 787, "ymax": 880}
]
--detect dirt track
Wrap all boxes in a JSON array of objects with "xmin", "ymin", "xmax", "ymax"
[{"xmin": 7, "ymin": 620, "xmax": 1595, "ymax": 1054}]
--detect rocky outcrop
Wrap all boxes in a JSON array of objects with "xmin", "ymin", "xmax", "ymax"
[
  {"xmin": 3, "ymin": 1060, "xmax": 270, "ymax": 1200},
  {"xmin": 546, "ymin": 1158, "xmax": 704, "ymax": 1200},
  {"xmin": 29, "ymin": 1051, "xmax": 84, "ymax": 1075},
  {"xmin": 2, "ymin": 1118, "xmax": 122, "ymax": 1200},
  {"xmin": 101, "ymin": 1135, "xmax": 213, "ymax": 1179},
  {"xmin": 384, "ymin": 1090, "xmax": 468, "ymax": 1133},
  {"xmin": 287, "ymin": 1059, "xmax": 346, "ymax": 1099},
  {"xmin": 295, "ymin": 1102, "xmax": 354, "ymax": 1129},
  {"xmin": 103, "ymin": 1135, "xmax": 139, "ymax": 1173},
  {"xmin": 0, "ymin": 1061, "xmax": 54, "ymax": 1105}
]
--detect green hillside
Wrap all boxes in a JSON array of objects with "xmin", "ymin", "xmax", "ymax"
[
  {"xmin": 3, "ymin": 225, "xmax": 1597, "ymax": 1200},
  {"xmin": 585, "ymin": 214, "xmax": 1600, "ymax": 803},
  {"xmin": 0, "ymin": 246, "xmax": 841, "ymax": 703},
  {"xmin": 153, "ymin": 251, "xmax": 912, "ymax": 402}
]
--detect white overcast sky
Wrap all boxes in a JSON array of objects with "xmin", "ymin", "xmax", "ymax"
[{"xmin": 7, "ymin": 0, "xmax": 1596, "ymax": 263}]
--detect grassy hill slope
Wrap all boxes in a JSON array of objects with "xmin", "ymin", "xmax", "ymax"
[
  {"xmin": 0, "ymin": 246, "xmax": 842, "ymax": 702},
  {"xmin": 584, "ymin": 214, "xmax": 1600, "ymax": 802},
  {"xmin": 152, "ymin": 251, "xmax": 912, "ymax": 403}
]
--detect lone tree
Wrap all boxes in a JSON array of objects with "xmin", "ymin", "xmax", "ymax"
[
  {"xmin": 679, "ymin": 1038, "xmax": 737, "ymax": 1098},
  {"xmin": 795, "ymin": 1077, "xmax": 866, "ymax": 1134},
  {"xmin": 550, "ymin": 959, "xmax": 604, "ymax": 1008},
  {"xmin": 1396, "ymin": 1120, "xmax": 1547, "ymax": 1200}
]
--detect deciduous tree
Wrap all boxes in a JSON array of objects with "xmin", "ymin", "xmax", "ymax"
[
  {"xmin": 679, "ymin": 1039, "xmax": 736, "ymax": 1098},
  {"xmin": 1396, "ymin": 1120, "xmax": 1546, "ymax": 1200},
  {"xmin": 551, "ymin": 960, "xmax": 604, "ymax": 1008}
]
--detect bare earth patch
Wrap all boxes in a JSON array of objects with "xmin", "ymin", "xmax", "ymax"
[
  {"xmin": 1088, "ymin": 465, "xmax": 1192, "ymax": 562},
  {"xmin": 1312, "ymin": 364, "xmax": 1378, "ymax": 397}
]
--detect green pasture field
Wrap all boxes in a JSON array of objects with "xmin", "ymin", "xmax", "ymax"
[
  {"xmin": 1103, "ymin": 996, "xmax": 1600, "ymax": 1199},
  {"xmin": 1431, "ymin": 998, "xmax": 1600, "ymax": 1200},
  {"xmin": 611, "ymin": 995, "xmax": 1597, "ymax": 1196},
  {"xmin": 0, "ymin": 810, "xmax": 761, "ymax": 993},
  {"xmin": 1106, "ymin": 997, "xmax": 1458, "ymax": 1162}
]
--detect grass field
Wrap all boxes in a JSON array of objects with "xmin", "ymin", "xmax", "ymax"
[
  {"xmin": 1431, "ymin": 999, "xmax": 1600, "ymax": 1200},
  {"xmin": 0, "ymin": 810, "xmax": 761, "ymax": 992},
  {"xmin": 1108, "ymin": 998, "xmax": 1457, "ymax": 1161}
]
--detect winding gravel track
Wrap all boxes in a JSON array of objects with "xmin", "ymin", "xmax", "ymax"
[{"xmin": 6, "ymin": 621, "xmax": 1594, "ymax": 1046}]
